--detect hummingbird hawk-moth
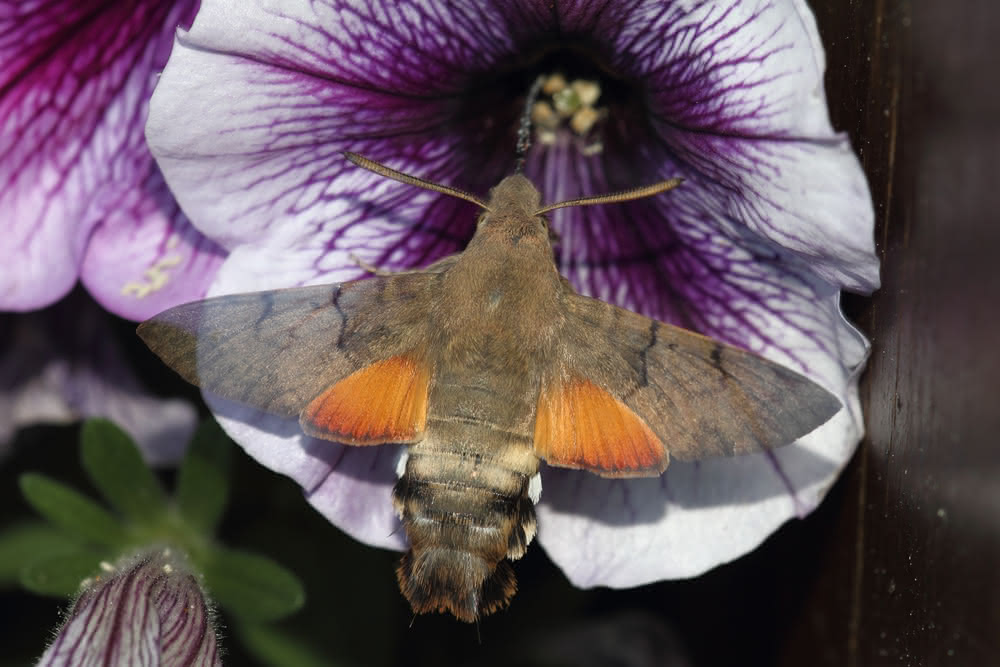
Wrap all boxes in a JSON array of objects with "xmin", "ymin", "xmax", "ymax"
[{"xmin": 138, "ymin": 152, "xmax": 840, "ymax": 622}]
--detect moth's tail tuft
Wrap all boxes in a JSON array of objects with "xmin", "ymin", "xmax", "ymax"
[
  {"xmin": 479, "ymin": 561, "xmax": 517, "ymax": 617},
  {"xmin": 396, "ymin": 548, "xmax": 517, "ymax": 623}
]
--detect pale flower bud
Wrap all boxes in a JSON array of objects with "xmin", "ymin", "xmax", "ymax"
[{"xmin": 37, "ymin": 549, "xmax": 221, "ymax": 667}]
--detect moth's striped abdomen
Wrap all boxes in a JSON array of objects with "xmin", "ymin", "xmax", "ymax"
[{"xmin": 392, "ymin": 396, "xmax": 539, "ymax": 622}]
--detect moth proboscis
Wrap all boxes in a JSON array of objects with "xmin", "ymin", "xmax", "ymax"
[{"xmin": 138, "ymin": 152, "xmax": 841, "ymax": 622}]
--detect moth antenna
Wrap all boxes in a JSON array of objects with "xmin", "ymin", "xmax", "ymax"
[
  {"xmin": 349, "ymin": 252, "xmax": 391, "ymax": 277},
  {"xmin": 514, "ymin": 75, "xmax": 545, "ymax": 174},
  {"xmin": 535, "ymin": 178, "xmax": 684, "ymax": 215},
  {"xmin": 344, "ymin": 152, "xmax": 490, "ymax": 211}
]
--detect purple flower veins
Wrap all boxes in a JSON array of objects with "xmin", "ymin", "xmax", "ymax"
[
  {"xmin": 37, "ymin": 549, "xmax": 221, "ymax": 667},
  {"xmin": 0, "ymin": 0, "xmax": 225, "ymax": 321}
]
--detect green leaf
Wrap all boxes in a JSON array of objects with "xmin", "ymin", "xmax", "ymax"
[
  {"xmin": 19, "ymin": 474, "xmax": 129, "ymax": 547},
  {"xmin": 21, "ymin": 549, "xmax": 105, "ymax": 597},
  {"xmin": 177, "ymin": 420, "xmax": 232, "ymax": 534},
  {"xmin": 80, "ymin": 418, "xmax": 167, "ymax": 524},
  {"xmin": 0, "ymin": 522, "xmax": 82, "ymax": 586},
  {"xmin": 201, "ymin": 548, "xmax": 305, "ymax": 622},
  {"xmin": 236, "ymin": 623, "xmax": 342, "ymax": 667}
]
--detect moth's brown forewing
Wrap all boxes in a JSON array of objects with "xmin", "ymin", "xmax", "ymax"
[{"xmin": 139, "ymin": 156, "xmax": 840, "ymax": 622}]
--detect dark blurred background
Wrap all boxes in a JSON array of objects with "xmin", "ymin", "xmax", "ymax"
[{"xmin": 2, "ymin": 1, "xmax": 998, "ymax": 665}]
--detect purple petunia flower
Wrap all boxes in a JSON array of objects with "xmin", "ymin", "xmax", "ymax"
[
  {"xmin": 0, "ymin": 0, "xmax": 225, "ymax": 321},
  {"xmin": 37, "ymin": 549, "xmax": 221, "ymax": 667},
  {"xmin": 0, "ymin": 292, "xmax": 196, "ymax": 464},
  {"xmin": 145, "ymin": 0, "xmax": 879, "ymax": 587}
]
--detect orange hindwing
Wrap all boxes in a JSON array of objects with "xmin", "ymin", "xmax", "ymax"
[
  {"xmin": 533, "ymin": 378, "xmax": 668, "ymax": 477},
  {"xmin": 301, "ymin": 355, "xmax": 430, "ymax": 445}
]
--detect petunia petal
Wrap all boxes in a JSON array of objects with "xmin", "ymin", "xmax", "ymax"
[
  {"xmin": 0, "ymin": 0, "xmax": 221, "ymax": 318},
  {"xmin": 80, "ymin": 169, "xmax": 226, "ymax": 321},
  {"xmin": 209, "ymin": 400, "xmax": 407, "ymax": 550},
  {"xmin": 0, "ymin": 294, "xmax": 196, "ymax": 465},
  {"xmin": 584, "ymin": 0, "xmax": 878, "ymax": 291},
  {"xmin": 645, "ymin": 131, "xmax": 877, "ymax": 294},
  {"xmin": 146, "ymin": 0, "xmax": 529, "ymax": 276}
]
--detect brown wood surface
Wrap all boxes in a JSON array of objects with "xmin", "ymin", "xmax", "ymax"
[{"xmin": 781, "ymin": 1, "xmax": 1000, "ymax": 665}]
